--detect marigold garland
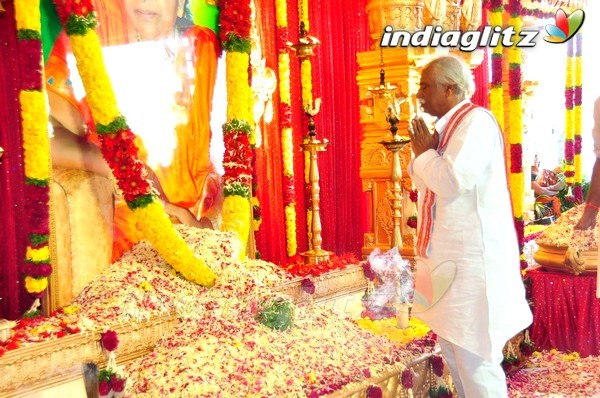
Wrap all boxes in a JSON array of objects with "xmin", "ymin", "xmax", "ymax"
[
  {"xmin": 564, "ymin": 38, "xmax": 575, "ymax": 194},
  {"xmin": 15, "ymin": 0, "xmax": 52, "ymax": 298},
  {"xmin": 573, "ymin": 33, "xmax": 583, "ymax": 203},
  {"xmin": 276, "ymin": 0, "xmax": 298, "ymax": 257},
  {"xmin": 489, "ymin": 0, "xmax": 505, "ymax": 132},
  {"xmin": 51, "ymin": 0, "xmax": 215, "ymax": 286},
  {"xmin": 297, "ymin": 0, "xmax": 315, "ymax": 250},
  {"xmin": 507, "ymin": 2, "xmax": 525, "ymax": 267},
  {"xmin": 220, "ymin": 0, "xmax": 254, "ymax": 257}
]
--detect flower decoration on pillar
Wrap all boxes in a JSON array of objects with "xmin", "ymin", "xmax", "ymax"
[
  {"xmin": 275, "ymin": 0, "xmax": 299, "ymax": 257},
  {"xmin": 507, "ymin": 0, "xmax": 526, "ymax": 270},
  {"xmin": 573, "ymin": 33, "xmax": 583, "ymax": 203},
  {"xmin": 564, "ymin": 37, "xmax": 575, "ymax": 200},
  {"xmin": 219, "ymin": 0, "xmax": 254, "ymax": 257},
  {"xmin": 14, "ymin": 0, "xmax": 52, "ymax": 298},
  {"xmin": 51, "ymin": 0, "xmax": 215, "ymax": 286},
  {"xmin": 489, "ymin": 0, "xmax": 504, "ymax": 132}
]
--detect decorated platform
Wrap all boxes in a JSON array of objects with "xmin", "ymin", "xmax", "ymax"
[{"xmin": 0, "ymin": 227, "xmax": 443, "ymax": 397}]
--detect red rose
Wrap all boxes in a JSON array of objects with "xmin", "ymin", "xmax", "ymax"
[
  {"xmin": 301, "ymin": 278, "xmax": 316, "ymax": 295},
  {"xmin": 98, "ymin": 379, "xmax": 111, "ymax": 396},
  {"xmin": 101, "ymin": 330, "xmax": 119, "ymax": 352},
  {"xmin": 110, "ymin": 375, "xmax": 126, "ymax": 392}
]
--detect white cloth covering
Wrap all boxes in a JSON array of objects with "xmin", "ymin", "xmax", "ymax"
[{"xmin": 408, "ymin": 100, "xmax": 532, "ymax": 362}]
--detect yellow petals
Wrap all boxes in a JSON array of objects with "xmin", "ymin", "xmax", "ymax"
[
  {"xmin": 26, "ymin": 246, "xmax": 50, "ymax": 263},
  {"xmin": 300, "ymin": 60, "xmax": 313, "ymax": 107},
  {"xmin": 225, "ymin": 52, "xmax": 252, "ymax": 123},
  {"xmin": 25, "ymin": 276, "xmax": 48, "ymax": 293},
  {"xmin": 356, "ymin": 317, "xmax": 430, "ymax": 346},
  {"xmin": 275, "ymin": 0, "xmax": 288, "ymax": 28},
  {"xmin": 20, "ymin": 91, "xmax": 50, "ymax": 181},
  {"xmin": 14, "ymin": 0, "xmax": 41, "ymax": 31},
  {"xmin": 278, "ymin": 54, "xmax": 291, "ymax": 105},
  {"xmin": 489, "ymin": 88, "xmax": 504, "ymax": 132},
  {"xmin": 284, "ymin": 205, "xmax": 297, "ymax": 256},
  {"xmin": 221, "ymin": 195, "xmax": 252, "ymax": 259},
  {"xmin": 139, "ymin": 281, "xmax": 152, "ymax": 292},
  {"xmin": 63, "ymin": 304, "xmax": 80, "ymax": 315}
]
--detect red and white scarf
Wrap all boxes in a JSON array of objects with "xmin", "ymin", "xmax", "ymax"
[{"xmin": 416, "ymin": 102, "xmax": 480, "ymax": 258}]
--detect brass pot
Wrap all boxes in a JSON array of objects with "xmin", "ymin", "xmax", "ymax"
[{"xmin": 533, "ymin": 243, "xmax": 598, "ymax": 275}]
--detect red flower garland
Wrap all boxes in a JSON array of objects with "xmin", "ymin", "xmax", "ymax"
[{"xmin": 219, "ymin": 0, "xmax": 252, "ymax": 43}]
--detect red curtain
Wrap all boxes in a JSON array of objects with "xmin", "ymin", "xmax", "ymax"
[
  {"xmin": 253, "ymin": 0, "xmax": 371, "ymax": 264},
  {"xmin": 0, "ymin": 2, "xmax": 31, "ymax": 319},
  {"xmin": 471, "ymin": 47, "xmax": 490, "ymax": 109},
  {"xmin": 471, "ymin": 7, "xmax": 489, "ymax": 109}
]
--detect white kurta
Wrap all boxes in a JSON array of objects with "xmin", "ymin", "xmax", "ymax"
[{"xmin": 408, "ymin": 100, "xmax": 533, "ymax": 361}]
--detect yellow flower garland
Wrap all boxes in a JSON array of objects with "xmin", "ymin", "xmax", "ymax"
[
  {"xmin": 278, "ymin": 55, "xmax": 291, "ymax": 105},
  {"xmin": 20, "ymin": 91, "xmax": 50, "ymax": 181},
  {"xmin": 574, "ymin": 42, "xmax": 582, "ymax": 187},
  {"xmin": 489, "ymin": 9, "xmax": 504, "ymax": 132},
  {"xmin": 59, "ymin": 12, "xmax": 215, "ymax": 286},
  {"xmin": 15, "ymin": 0, "xmax": 52, "ymax": 296},
  {"xmin": 221, "ymin": 195, "xmax": 251, "ymax": 257},
  {"xmin": 275, "ymin": 0, "xmax": 298, "ymax": 256},
  {"xmin": 26, "ymin": 247, "xmax": 50, "ymax": 263},
  {"xmin": 225, "ymin": 52, "xmax": 253, "ymax": 124},
  {"xmin": 221, "ymin": 51, "xmax": 253, "ymax": 258},
  {"xmin": 25, "ymin": 276, "xmax": 49, "ymax": 294},
  {"xmin": 299, "ymin": 0, "xmax": 310, "ymax": 31}
]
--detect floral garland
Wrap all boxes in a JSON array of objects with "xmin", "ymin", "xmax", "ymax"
[
  {"xmin": 564, "ymin": 38, "xmax": 575, "ymax": 198},
  {"xmin": 573, "ymin": 32, "xmax": 583, "ymax": 203},
  {"xmin": 489, "ymin": 0, "xmax": 505, "ymax": 133},
  {"xmin": 298, "ymin": 0, "xmax": 314, "ymax": 250},
  {"xmin": 507, "ymin": 0, "xmax": 526, "ymax": 270},
  {"xmin": 51, "ymin": 0, "xmax": 215, "ymax": 286},
  {"xmin": 14, "ymin": 0, "xmax": 52, "ymax": 298},
  {"xmin": 219, "ymin": 0, "xmax": 254, "ymax": 257},
  {"xmin": 407, "ymin": 189, "xmax": 418, "ymax": 229},
  {"xmin": 275, "ymin": 0, "xmax": 298, "ymax": 257}
]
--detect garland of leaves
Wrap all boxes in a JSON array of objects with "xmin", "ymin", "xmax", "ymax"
[
  {"xmin": 275, "ymin": 0, "xmax": 298, "ymax": 257},
  {"xmin": 573, "ymin": 32, "xmax": 583, "ymax": 203},
  {"xmin": 51, "ymin": 0, "xmax": 215, "ymax": 286},
  {"xmin": 14, "ymin": 0, "xmax": 52, "ymax": 298},
  {"xmin": 219, "ymin": 0, "xmax": 254, "ymax": 256},
  {"xmin": 507, "ymin": 0, "xmax": 526, "ymax": 270}
]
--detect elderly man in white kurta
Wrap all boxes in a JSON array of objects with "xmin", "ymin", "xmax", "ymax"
[
  {"xmin": 574, "ymin": 95, "xmax": 600, "ymax": 298},
  {"xmin": 407, "ymin": 55, "xmax": 532, "ymax": 397}
]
